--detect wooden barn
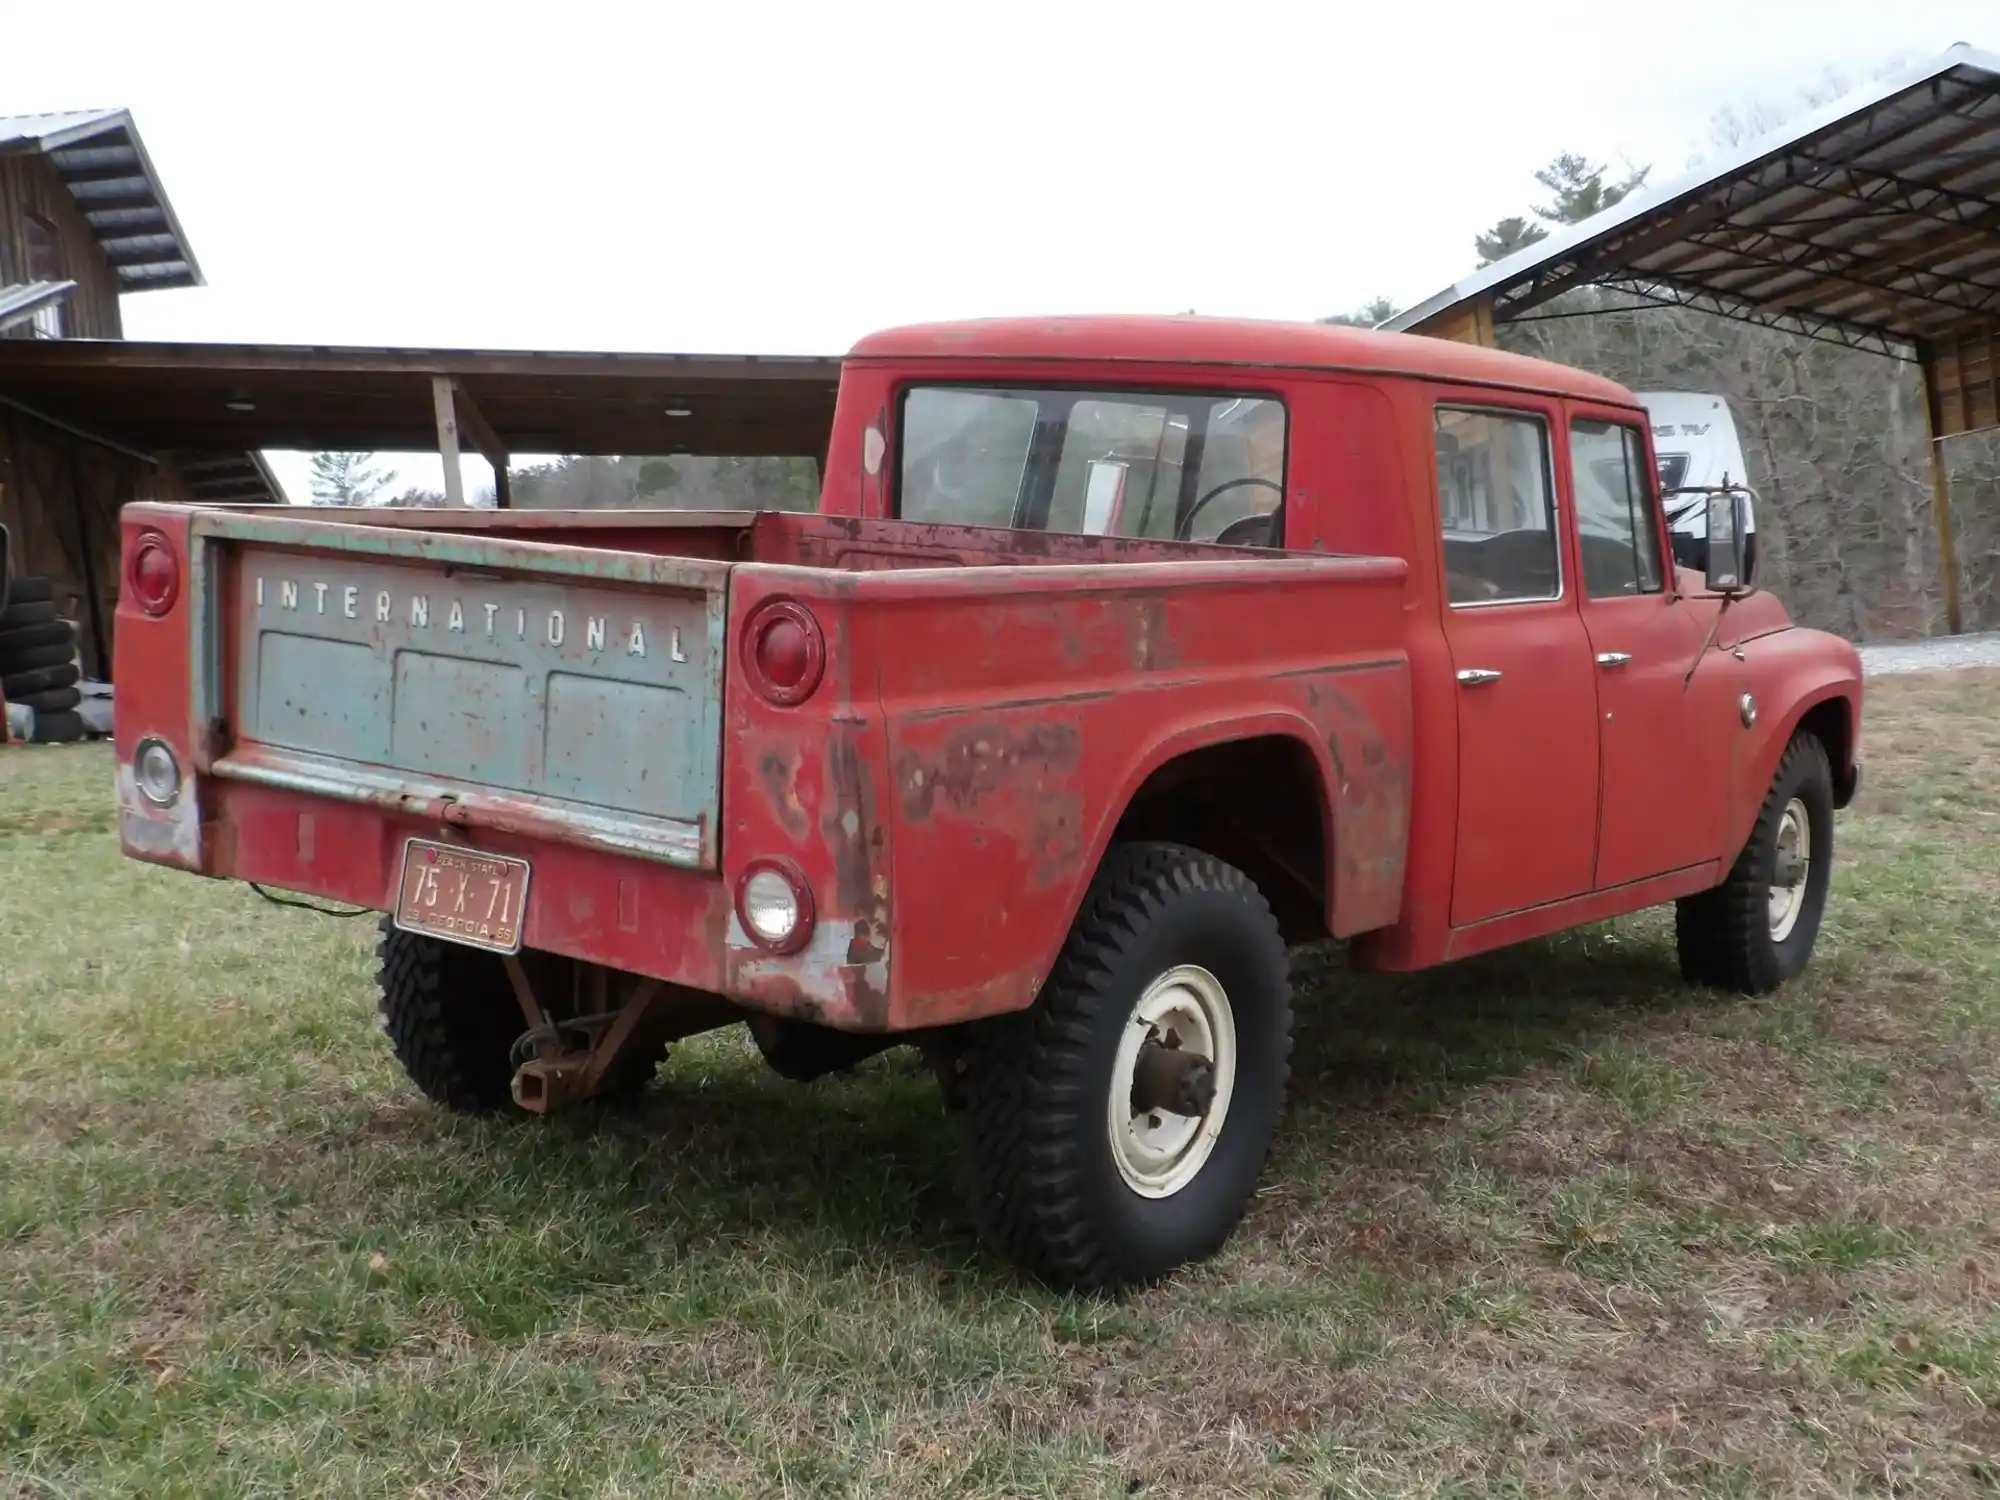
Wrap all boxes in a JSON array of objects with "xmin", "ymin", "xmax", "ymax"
[{"xmin": 0, "ymin": 108, "xmax": 277, "ymax": 685}]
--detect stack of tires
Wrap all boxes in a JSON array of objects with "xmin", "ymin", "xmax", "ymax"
[{"xmin": 0, "ymin": 577, "xmax": 86, "ymax": 745}]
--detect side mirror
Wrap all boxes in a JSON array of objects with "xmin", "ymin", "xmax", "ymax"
[
  {"xmin": 1081, "ymin": 459, "xmax": 1128, "ymax": 536},
  {"xmin": 1704, "ymin": 490, "xmax": 1750, "ymax": 594}
]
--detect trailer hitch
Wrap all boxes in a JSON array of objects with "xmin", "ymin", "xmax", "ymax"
[{"xmin": 502, "ymin": 957, "xmax": 740, "ymax": 1112}]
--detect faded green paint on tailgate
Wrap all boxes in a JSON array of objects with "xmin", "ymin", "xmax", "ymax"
[{"xmin": 229, "ymin": 550, "xmax": 722, "ymax": 854}]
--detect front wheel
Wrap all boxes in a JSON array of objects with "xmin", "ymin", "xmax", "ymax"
[
  {"xmin": 951, "ymin": 843, "xmax": 1292, "ymax": 1291},
  {"xmin": 1676, "ymin": 733, "xmax": 1835, "ymax": 995}
]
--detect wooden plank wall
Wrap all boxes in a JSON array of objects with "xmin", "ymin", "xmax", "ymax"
[
  {"xmin": 0, "ymin": 404, "xmax": 151, "ymax": 678},
  {"xmin": 0, "ymin": 153, "xmax": 123, "ymax": 340},
  {"xmin": 1926, "ymin": 327, "xmax": 2000, "ymax": 438},
  {"xmin": 1411, "ymin": 296, "xmax": 1497, "ymax": 349}
]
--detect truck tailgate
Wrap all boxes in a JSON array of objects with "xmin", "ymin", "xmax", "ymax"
[{"xmin": 189, "ymin": 509, "xmax": 728, "ymax": 868}]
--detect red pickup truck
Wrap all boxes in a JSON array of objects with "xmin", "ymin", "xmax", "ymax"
[{"xmin": 114, "ymin": 317, "xmax": 1862, "ymax": 1290}]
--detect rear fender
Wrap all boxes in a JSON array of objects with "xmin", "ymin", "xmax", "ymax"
[{"xmin": 1045, "ymin": 675, "xmax": 1411, "ymax": 990}]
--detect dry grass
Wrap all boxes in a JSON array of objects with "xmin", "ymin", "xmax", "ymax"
[{"xmin": 4, "ymin": 671, "xmax": 2000, "ymax": 1497}]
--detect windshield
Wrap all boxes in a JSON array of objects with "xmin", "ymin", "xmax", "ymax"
[{"xmin": 898, "ymin": 386, "xmax": 1286, "ymax": 545}]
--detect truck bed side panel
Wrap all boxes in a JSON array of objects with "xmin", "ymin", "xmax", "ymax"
[{"xmin": 724, "ymin": 558, "xmax": 1412, "ymax": 1030}]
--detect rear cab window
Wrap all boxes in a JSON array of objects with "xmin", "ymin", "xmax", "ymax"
[{"xmin": 897, "ymin": 386, "xmax": 1287, "ymax": 546}]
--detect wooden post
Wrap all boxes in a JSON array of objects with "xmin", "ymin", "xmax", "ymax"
[
  {"xmin": 1917, "ymin": 348, "xmax": 1965, "ymax": 636},
  {"xmin": 431, "ymin": 375, "xmax": 466, "ymax": 507},
  {"xmin": 436, "ymin": 376, "xmax": 511, "ymax": 508}
]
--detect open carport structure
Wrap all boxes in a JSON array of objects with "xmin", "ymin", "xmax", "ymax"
[
  {"xmin": 1385, "ymin": 43, "xmax": 2000, "ymax": 634},
  {"xmin": 0, "ymin": 337, "xmax": 841, "ymax": 677}
]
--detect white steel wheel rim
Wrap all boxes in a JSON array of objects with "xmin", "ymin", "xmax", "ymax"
[
  {"xmin": 1107, "ymin": 964, "xmax": 1237, "ymax": 1199},
  {"xmin": 1769, "ymin": 797, "xmax": 1812, "ymax": 942}
]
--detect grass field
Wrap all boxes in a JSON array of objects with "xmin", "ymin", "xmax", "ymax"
[{"xmin": 4, "ymin": 671, "xmax": 2000, "ymax": 1498}]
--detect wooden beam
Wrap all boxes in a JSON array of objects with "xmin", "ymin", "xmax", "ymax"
[
  {"xmin": 1412, "ymin": 294, "xmax": 1496, "ymax": 347},
  {"xmin": 443, "ymin": 377, "xmax": 511, "ymax": 507},
  {"xmin": 431, "ymin": 374, "xmax": 466, "ymax": 508},
  {"xmin": 1918, "ymin": 344, "xmax": 1965, "ymax": 635}
]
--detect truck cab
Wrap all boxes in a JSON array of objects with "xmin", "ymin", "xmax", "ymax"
[{"xmin": 113, "ymin": 315, "xmax": 1861, "ymax": 1290}]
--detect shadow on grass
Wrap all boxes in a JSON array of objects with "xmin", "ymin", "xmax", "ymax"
[{"xmin": 350, "ymin": 922, "xmax": 1723, "ymax": 1285}]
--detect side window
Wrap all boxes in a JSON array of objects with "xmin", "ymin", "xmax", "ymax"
[
  {"xmin": 1433, "ymin": 407, "xmax": 1559, "ymax": 604},
  {"xmin": 1569, "ymin": 419, "xmax": 1665, "ymax": 597}
]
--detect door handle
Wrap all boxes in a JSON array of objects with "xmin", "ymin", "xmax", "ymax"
[
  {"xmin": 1455, "ymin": 668, "xmax": 1502, "ymax": 686},
  {"xmin": 1595, "ymin": 652, "xmax": 1633, "ymax": 668}
]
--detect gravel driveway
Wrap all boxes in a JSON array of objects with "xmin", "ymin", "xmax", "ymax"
[{"xmin": 1857, "ymin": 631, "xmax": 2000, "ymax": 676}]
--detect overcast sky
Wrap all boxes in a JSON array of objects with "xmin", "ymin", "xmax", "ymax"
[{"xmin": 6, "ymin": 0, "xmax": 1994, "ymax": 498}]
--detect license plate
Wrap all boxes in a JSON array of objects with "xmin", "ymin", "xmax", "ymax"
[{"xmin": 393, "ymin": 839, "xmax": 531, "ymax": 954}]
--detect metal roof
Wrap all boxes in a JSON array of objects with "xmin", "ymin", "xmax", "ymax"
[
  {"xmin": 0, "ymin": 339, "xmax": 842, "ymax": 458},
  {"xmin": 0, "ymin": 109, "xmax": 202, "ymax": 292},
  {"xmin": 171, "ymin": 450, "xmax": 284, "ymax": 504},
  {"xmin": 0, "ymin": 280, "xmax": 75, "ymax": 334},
  {"xmin": 1383, "ymin": 43, "xmax": 2000, "ymax": 358}
]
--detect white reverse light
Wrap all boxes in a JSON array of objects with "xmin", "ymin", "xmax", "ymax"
[
  {"xmin": 134, "ymin": 738, "xmax": 182, "ymax": 807},
  {"xmin": 741, "ymin": 867, "xmax": 801, "ymax": 946}
]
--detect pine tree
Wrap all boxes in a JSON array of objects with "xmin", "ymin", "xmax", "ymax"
[
  {"xmin": 308, "ymin": 451, "xmax": 394, "ymax": 507},
  {"xmin": 1474, "ymin": 215, "xmax": 1549, "ymax": 267}
]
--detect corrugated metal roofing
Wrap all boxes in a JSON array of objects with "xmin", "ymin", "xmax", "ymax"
[
  {"xmin": 171, "ymin": 450, "xmax": 284, "ymax": 504},
  {"xmin": 0, "ymin": 279, "xmax": 75, "ymax": 334},
  {"xmin": 0, "ymin": 108, "xmax": 202, "ymax": 292},
  {"xmin": 1383, "ymin": 43, "xmax": 2000, "ymax": 357}
]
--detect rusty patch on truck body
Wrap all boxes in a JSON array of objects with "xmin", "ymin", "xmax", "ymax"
[
  {"xmin": 896, "ymin": 721, "xmax": 1082, "ymax": 823},
  {"xmin": 1310, "ymin": 672, "xmax": 1412, "ymax": 936}
]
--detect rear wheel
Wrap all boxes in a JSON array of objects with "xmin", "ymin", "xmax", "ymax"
[
  {"xmin": 1676, "ymin": 733, "xmax": 1834, "ymax": 995},
  {"xmin": 951, "ymin": 842, "xmax": 1292, "ymax": 1290},
  {"xmin": 376, "ymin": 921, "xmax": 520, "ymax": 1111}
]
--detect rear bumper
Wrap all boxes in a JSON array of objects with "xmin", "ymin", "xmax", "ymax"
[{"xmin": 119, "ymin": 769, "xmax": 895, "ymax": 1033}]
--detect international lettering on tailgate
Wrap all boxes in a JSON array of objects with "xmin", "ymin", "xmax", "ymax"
[
  {"xmin": 253, "ymin": 572, "xmax": 688, "ymax": 661},
  {"xmin": 393, "ymin": 838, "xmax": 532, "ymax": 954}
]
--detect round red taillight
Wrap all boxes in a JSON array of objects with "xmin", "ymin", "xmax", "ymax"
[
  {"xmin": 758, "ymin": 616, "xmax": 811, "ymax": 689},
  {"xmin": 742, "ymin": 600, "xmax": 824, "ymax": 706},
  {"xmin": 128, "ymin": 532, "xmax": 180, "ymax": 616}
]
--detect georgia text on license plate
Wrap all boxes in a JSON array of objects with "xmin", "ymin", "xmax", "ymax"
[{"xmin": 393, "ymin": 839, "xmax": 531, "ymax": 954}]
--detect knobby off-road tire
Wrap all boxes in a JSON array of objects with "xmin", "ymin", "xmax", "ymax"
[
  {"xmin": 0, "ymin": 619, "xmax": 73, "ymax": 658},
  {"xmin": 0, "ymin": 639, "xmax": 78, "ymax": 678},
  {"xmin": 953, "ymin": 842, "xmax": 1293, "ymax": 1291},
  {"xmin": 0, "ymin": 598, "xmax": 57, "ymax": 631},
  {"xmin": 28, "ymin": 709, "xmax": 84, "ymax": 745},
  {"xmin": 377, "ymin": 920, "xmax": 522, "ymax": 1111},
  {"xmin": 1, "ymin": 662, "xmax": 79, "ymax": 699},
  {"xmin": 0, "ymin": 577, "xmax": 55, "ymax": 608},
  {"xmin": 1676, "ymin": 732, "xmax": 1835, "ymax": 996},
  {"xmin": 16, "ymin": 685, "xmax": 81, "ymax": 714},
  {"xmin": 376, "ymin": 919, "xmax": 665, "ymax": 1112}
]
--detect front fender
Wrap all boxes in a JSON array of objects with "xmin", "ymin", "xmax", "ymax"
[{"xmin": 1721, "ymin": 628, "xmax": 1862, "ymax": 860}]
